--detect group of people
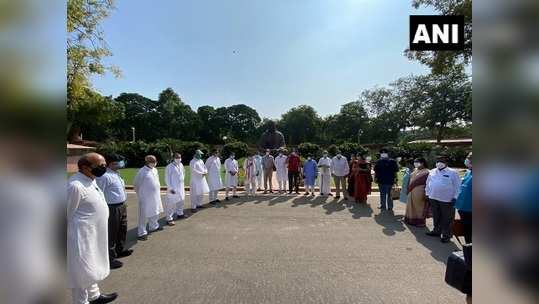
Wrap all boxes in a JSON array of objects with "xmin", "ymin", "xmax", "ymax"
[{"xmin": 66, "ymin": 148, "xmax": 472, "ymax": 304}]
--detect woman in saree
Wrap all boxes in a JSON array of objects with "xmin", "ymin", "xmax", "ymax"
[
  {"xmin": 404, "ymin": 157, "xmax": 430, "ymax": 227},
  {"xmin": 347, "ymin": 154, "xmax": 358, "ymax": 198},
  {"xmin": 352, "ymin": 154, "xmax": 372, "ymax": 204}
]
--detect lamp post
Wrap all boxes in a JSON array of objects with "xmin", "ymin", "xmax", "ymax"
[
  {"xmin": 131, "ymin": 127, "xmax": 135, "ymax": 142},
  {"xmin": 357, "ymin": 129, "xmax": 363, "ymax": 144}
]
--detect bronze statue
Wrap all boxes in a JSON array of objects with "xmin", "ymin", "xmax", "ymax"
[{"xmin": 258, "ymin": 121, "xmax": 285, "ymax": 150}]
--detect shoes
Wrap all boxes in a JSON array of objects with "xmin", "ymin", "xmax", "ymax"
[
  {"xmin": 335, "ymin": 196, "xmax": 341, "ymax": 199},
  {"xmin": 110, "ymin": 259, "xmax": 123, "ymax": 269},
  {"xmin": 388, "ymin": 208, "xmax": 393, "ymax": 211},
  {"xmin": 198, "ymin": 205, "xmax": 207, "ymax": 209},
  {"xmin": 225, "ymin": 197, "xmax": 230, "ymax": 201},
  {"xmin": 137, "ymin": 235, "xmax": 148, "ymax": 241},
  {"xmin": 191, "ymin": 208, "xmax": 198, "ymax": 213},
  {"xmin": 311, "ymin": 193, "xmax": 315, "ymax": 196},
  {"xmin": 209, "ymin": 200, "xmax": 217, "ymax": 205},
  {"xmin": 441, "ymin": 237, "xmax": 451, "ymax": 243},
  {"xmin": 233, "ymin": 195, "xmax": 240, "ymax": 198},
  {"xmin": 89, "ymin": 292, "xmax": 118, "ymax": 304},
  {"xmin": 117, "ymin": 249, "xmax": 133, "ymax": 258},
  {"xmin": 269, "ymin": 190, "xmax": 274, "ymax": 193},
  {"xmin": 263, "ymin": 191, "xmax": 267, "ymax": 194},
  {"xmin": 426, "ymin": 231, "xmax": 441, "ymax": 237},
  {"xmin": 304, "ymin": 192, "xmax": 309, "ymax": 196},
  {"xmin": 328, "ymin": 193, "xmax": 333, "ymax": 196},
  {"xmin": 167, "ymin": 220, "xmax": 175, "ymax": 226},
  {"xmin": 378, "ymin": 206, "xmax": 386, "ymax": 210},
  {"xmin": 215, "ymin": 199, "xmax": 221, "ymax": 202},
  {"xmin": 176, "ymin": 214, "xmax": 186, "ymax": 220}
]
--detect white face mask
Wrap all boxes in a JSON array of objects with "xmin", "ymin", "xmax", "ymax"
[
  {"xmin": 323, "ymin": 154, "xmax": 328, "ymax": 157},
  {"xmin": 336, "ymin": 154, "xmax": 342, "ymax": 158},
  {"xmin": 307, "ymin": 157, "xmax": 312, "ymax": 160},
  {"xmin": 413, "ymin": 162, "xmax": 421, "ymax": 168},
  {"xmin": 148, "ymin": 162, "xmax": 156, "ymax": 168},
  {"xmin": 436, "ymin": 162, "xmax": 446, "ymax": 170},
  {"xmin": 278, "ymin": 153, "xmax": 283, "ymax": 156},
  {"xmin": 380, "ymin": 153, "xmax": 388, "ymax": 159},
  {"xmin": 230, "ymin": 155, "xmax": 235, "ymax": 159},
  {"xmin": 464, "ymin": 158, "xmax": 471, "ymax": 168},
  {"xmin": 266, "ymin": 152, "xmax": 270, "ymax": 155},
  {"xmin": 174, "ymin": 158, "xmax": 181, "ymax": 164}
]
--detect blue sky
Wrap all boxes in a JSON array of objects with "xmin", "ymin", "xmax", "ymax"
[{"xmin": 91, "ymin": 0, "xmax": 434, "ymax": 118}]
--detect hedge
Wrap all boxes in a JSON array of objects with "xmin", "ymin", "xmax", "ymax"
[{"xmin": 221, "ymin": 142, "xmax": 248, "ymax": 159}]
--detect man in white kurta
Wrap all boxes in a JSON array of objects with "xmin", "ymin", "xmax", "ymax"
[
  {"xmin": 164, "ymin": 153, "xmax": 186, "ymax": 225},
  {"xmin": 224, "ymin": 153, "xmax": 239, "ymax": 200},
  {"xmin": 205, "ymin": 149, "xmax": 223, "ymax": 204},
  {"xmin": 254, "ymin": 152, "xmax": 264, "ymax": 191},
  {"xmin": 133, "ymin": 155, "xmax": 163, "ymax": 240},
  {"xmin": 243, "ymin": 154, "xmax": 259, "ymax": 196},
  {"xmin": 274, "ymin": 150, "xmax": 288, "ymax": 194},
  {"xmin": 318, "ymin": 151, "xmax": 332, "ymax": 196},
  {"xmin": 67, "ymin": 153, "xmax": 118, "ymax": 304},
  {"xmin": 190, "ymin": 150, "xmax": 210, "ymax": 212}
]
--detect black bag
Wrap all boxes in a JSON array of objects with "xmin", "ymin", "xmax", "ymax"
[
  {"xmin": 462, "ymin": 243, "xmax": 472, "ymax": 270},
  {"xmin": 445, "ymin": 251, "xmax": 472, "ymax": 295}
]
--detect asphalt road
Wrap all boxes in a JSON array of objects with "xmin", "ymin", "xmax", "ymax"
[{"xmin": 99, "ymin": 192, "xmax": 464, "ymax": 304}]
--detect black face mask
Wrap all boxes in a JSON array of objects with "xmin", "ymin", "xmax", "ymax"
[{"xmin": 91, "ymin": 165, "xmax": 107, "ymax": 177}]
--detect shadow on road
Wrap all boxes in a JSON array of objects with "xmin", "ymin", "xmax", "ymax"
[
  {"xmin": 406, "ymin": 223, "xmax": 460, "ymax": 264},
  {"xmin": 373, "ymin": 210, "xmax": 406, "ymax": 236}
]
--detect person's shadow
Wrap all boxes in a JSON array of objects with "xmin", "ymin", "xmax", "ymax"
[
  {"xmin": 347, "ymin": 202, "xmax": 373, "ymax": 219},
  {"xmin": 406, "ymin": 223, "xmax": 460, "ymax": 264},
  {"xmin": 322, "ymin": 199, "xmax": 347, "ymax": 215},
  {"xmin": 373, "ymin": 210, "xmax": 406, "ymax": 236}
]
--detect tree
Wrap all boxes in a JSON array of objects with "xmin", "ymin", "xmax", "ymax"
[
  {"xmin": 279, "ymin": 105, "xmax": 322, "ymax": 145},
  {"xmin": 222, "ymin": 104, "xmax": 261, "ymax": 142},
  {"xmin": 156, "ymin": 88, "xmax": 199, "ymax": 141},
  {"xmin": 405, "ymin": 0, "xmax": 472, "ymax": 75}
]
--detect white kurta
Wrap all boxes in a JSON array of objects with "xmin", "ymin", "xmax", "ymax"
[
  {"xmin": 190, "ymin": 158, "xmax": 210, "ymax": 196},
  {"xmin": 165, "ymin": 162, "xmax": 185, "ymax": 203},
  {"xmin": 67, "ymin": 173, "xmax": 110, "ymax": 288},
  {"xmin": 243, "ymin": 158, "xmax": 258, "ymax": 182},
  {"xmin": 133, "ymin": 166, "xmax": 164, "ymax": 218},
  {"xmin": 318, "ymin": 157, "xmax": 332, "ymax": 194},
  {"xmin": 224, "ymin": 158, "xmax": 239, "ymax": 187},
  {"xmin": 275, "ymin": 155, "xmax": 288, "ymax": 182},
  {"xmin": 205, "ymin": 156, "xmax": 223, "ymax": 191}
]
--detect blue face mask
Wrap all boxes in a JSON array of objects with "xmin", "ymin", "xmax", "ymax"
[{"xmin": 117, "ymin": 160, "xmax": 126, "ymax": 168}]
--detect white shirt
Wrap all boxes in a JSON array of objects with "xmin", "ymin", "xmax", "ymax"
[
  {"xmin": 425, "ymin": 167, "xmax": 462, "ymax": 203},
  {"xmin": 331, "ymin": 156, "xmax": 350, "ymax": 177},
  {"xmin": 224, "ymin": 158, "xmax": 239, "ymax": 174},
  {"xmin": 96, "ymin": 168, "xmax": 126, "ymax": 204},
  {"xmin": 133, "ymin": 166, "xmax": 163, "ymax": 217},
  {"xmin": 318, "ymin": 157, "xmax": 332, "ymax": 175},
  {"xmin": 165, "ymin": 162, "xmax": 185, "ymax": 202},
  {"xmin": 205, "ymin": 156, "xmax": 223, "ymax": 190}
]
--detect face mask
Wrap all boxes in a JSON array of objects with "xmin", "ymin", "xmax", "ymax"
[
  {"xmin": 148, "ymin": 162, "xmax": 157, "ymax": 168},
  {"xmin": 266, "ymin": 152, "xmax": 270, "ymax": 155},
  {"xmin": 278, "ymin": 153, "xmax": 283, "ymax": 156},
  {"xmin": 436, "ymin": 162, "xmax": 446, "ymax": 170},
  {"xmin": 231, "ymin": 155, "xmax": 235, "ymax": 159},
  {"xmin": 323, "ymin": 154, "xmax": 328, "ymax": 157},
  {"xmin": 380, "ymin": 153, "xmax": 388, "ymax": 159},
  {"xmin": 307, "ymin": 157, "xmax": 312, "ymax": 160},
  {"xmin": 117, "ymin": 160, "xmax": 125, "ymax": 168},
  {"xmin": 195, "ymin": 154, "xmax": 202, "ymax": 160},
  {"xmin": 174, "ymin": 158, "xmax": 181, "ymax": 164},
  {"xmin": 91, "ymin": 165, "xmax": 107, "ymax": 177},
  {"xmin": 464, "ymin": 158, "xmax": 471, "ymax": 168},
  {"xmin": 413, "ymin": 162, "xmax": 421, "ymax": 168},
  {"xmin": 337, "ymin": 154, "xmax": 342, "ymax": 159}
]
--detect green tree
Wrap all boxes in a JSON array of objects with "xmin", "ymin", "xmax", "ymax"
[
  {"xmin": 156, "ymin": 88, "xmax": 199, "ymax": 140},
  {"xmin": 279, "ymin": 105, "xmax": 322, "ymax": 145}
]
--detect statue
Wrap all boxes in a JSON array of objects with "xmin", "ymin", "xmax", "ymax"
[{"xmin": 258, "ymin": 121, "xmax": 285, "ymax": 150}]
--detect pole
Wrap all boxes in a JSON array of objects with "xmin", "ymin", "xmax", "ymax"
[{"xmin": 131, "ymin": 127, "xmax": 135, "ymax": 142}]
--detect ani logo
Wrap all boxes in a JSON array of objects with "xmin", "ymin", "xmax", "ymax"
[{"xmin": 410, "ymin": 15, "xmax": 464, "ymax": 51}]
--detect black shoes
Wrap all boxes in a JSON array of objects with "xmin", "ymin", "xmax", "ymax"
[
  {"xmin": 425, "ymin": 231, "xmax": 441, "ymax": 237},
  {"xmin": 191, "ymin": 208, "xmax": 198, "ymax": 213},
  {"xmin": 137, "ymin": 235, "xmax": 148, "ymax": 241},
  {"xmin": 378, "ymin": 206, "xmax": 386, "ymax": 210},
  {"xmin": 176, "ymin": 214, "xmax": 186, "ymax": 220},
  {"xmin": 117, "ymin": 249, "xmax": 133, "ymax": 258},
  {"xmin": 110, "ymin": 259, "xmax": 123, "ymax": 270},
  {"xmin": 232, "ymin": 195, "xmax": 240, "ymax": 198},
  {"xmin": 225, "ymin": 197, "xmax": 230, "ymax": 201},
  {"xmin": 441, "ymin": 237, "xmax": 451, "ymax": 243},
  {"xmin": 149, "ymin": 226, "xmax": 163, "ymax": 233},
  {"xmin": 90, "ymin": 292, "xmax": 118, "ymax": 304}
]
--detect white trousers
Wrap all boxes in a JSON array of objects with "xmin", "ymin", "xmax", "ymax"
[
  {"xmin": 138, "ymin": 214, "xmax": 159, "ymax": 237},
  {"xmin": 256, "ymin": 172, "xmax": 263, "ymax": 189},
  {"xmin": 209, "ymin": 190, "xmax": 219, "ymax": 202},
  {"xmin": 191, "ymin": 194, "xmax": 203, "ymax": 209},
  {"xmin": 165, "ymin": 199, "xmax": 184, "ymax": 221},
  {"xmin": 278, "ymin": 180, "xmax": 287, "ymax": 192},
  {"xmin": 72, "ymin": 283, "xmax": 100, "ymax": 304},
  {"xmin": 246, "ymin": 179, "xmax": 256, "ymax": 195},
  {"xmin": 225, "ymin": 187, "xmax": 237, "ymax": 198}
]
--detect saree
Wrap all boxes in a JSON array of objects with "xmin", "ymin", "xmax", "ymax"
[
  {"xmin": 352, "ymin": 161, "xmax": 372, "ymax": 203},
  {"xmin": 404, "ymin": 168, "xmax": 430, "ymax": 227}
]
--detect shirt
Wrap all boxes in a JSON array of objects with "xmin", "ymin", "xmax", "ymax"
[
  {"xmin": 331, "ymin": 156, "xmax": 350, "ymax": 177},
  {"xmin": 373, "ymin": 158, "xmax": 399, "ymax": 185},
  {"xmin": 455, "ymin": 170, "xmax": 472, "ymax": 212},
  {"xmin": 425, "ymin": 167, "xmax": 462, "ymax": 203},
  {"xmin": 96, "ymin": 168, "xmax": 126, "ymax": 204},
  {"xmin": 287, "ymin": 154, "xmax": 301, "ymax": 172},
  {"xmin": 262, "ymin": 155, "xmax": 275, "ymax": 170}
]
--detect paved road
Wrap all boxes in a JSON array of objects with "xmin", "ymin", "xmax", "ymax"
[{"xmin": 100, "ymin": 192, "xmax": 464, "ymax": 304}]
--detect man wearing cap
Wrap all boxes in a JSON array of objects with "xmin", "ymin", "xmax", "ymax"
[
  {"xmin": 96, "ymin": 154, "xmax": 132, "ymax": 270},
  {"xmin": 190, "ymin": 150, "xmax": 210, "ymax": 211}
]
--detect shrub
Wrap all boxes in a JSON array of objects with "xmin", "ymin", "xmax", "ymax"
[
  {"xmin": 337, "ymin": 142, "xmax": 369, "ymax": 159},
  {"xmin": 221, "ymin": 142, "xmax": 248, "ymax": 159},
  {"xmin": 297, "ymin": 142, "xmax": 322, "ymax": 158}
]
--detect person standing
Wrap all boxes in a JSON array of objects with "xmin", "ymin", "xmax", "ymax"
[
  {"xmin": 68, "ymin": 153, "xmax": 118, "ymax": 304},
  {"xmin": 351, "ymin": 155, "xmax": 372, "ymax": 204},
  {"xmin": 262, "ymin": 149, "xmax": 275, "ymax": 194},
  {"xmin": 317, "ymin": 151, "xmax": 332, "ymax": 196},
  {"xmin": 303, "ymin": 155, "xmax": 318, "ymax": 196},
  {"xmin": 404, "ymin": 158, "xmax": 430, "ymax": 227},
  {"xmin": 399, "ymin": 159, "xmax": 415, "ymax": 204},
  {"xmin": 373, "ymin": 149, "xmax": 399, "ymax": 210},
  {"xmin": 205, "ymin": 149, "xmax": 223, "ymax": 205},
  {"xmin": 455, "ymin": 152, "xmax": 472, "ymax": 243},
  {"xmin": 243, "ymin": 152, "xmax": 259, "ymax": 196},
  {"xmin": 190, "ymin": 150, "xmax": 210, "ymax": 211},
  {"xmin": 164, "ymin": 152, "xmax": 186, "ymax": 226},
  {"xmin": 254, "ymin": 151, "xmax": 264, "ymax": 191},
  {"xmin": 275, "ymin": 149, "xmax": 288, "ymax": 194},
  {"xmin": 331, "ymin": 151, "xmax": 350, "ymax": 200},
  {"xmin": 425, "ymin": 155, "xmax": 462, "ymax": 243},
  {"xmin": 133, "ymin": 155, "xmax": 163, "ymax": 241},
  {"xmin": 287, "ymin": 149, "xmax": 301, "ymax": 194},
  {"xmin": 96, "ymin": 154, "xmax": 132, "ymax": 271},
  {"xmin": 224, "ymin": 152, "xmax": 239, "ymax": 200}
]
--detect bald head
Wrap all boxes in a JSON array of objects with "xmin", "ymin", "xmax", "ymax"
[{"xmin": 78, "ymin": 152, "xmax": 106, "ymax": 178}]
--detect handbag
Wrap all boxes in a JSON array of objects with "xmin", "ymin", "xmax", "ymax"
[{"xmin": 391, "ymin": 186, "xmax": 401, "ymax": 200}]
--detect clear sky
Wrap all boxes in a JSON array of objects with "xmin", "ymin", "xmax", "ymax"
[{"xmin": 91, "ymin": 0, "xmax": 435, "ymax": 119}]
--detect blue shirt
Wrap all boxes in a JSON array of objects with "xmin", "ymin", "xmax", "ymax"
[
  {"xmin": 455, "ymin": 170, "xmax": 472, "ymax": 212},
  {"xmin": 96, "ymin": 168, "xmax": 127, "ymax": 204},
  {"xmin": 303, "ymin": 159, "xmax": 318, "ymax": 178}
]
